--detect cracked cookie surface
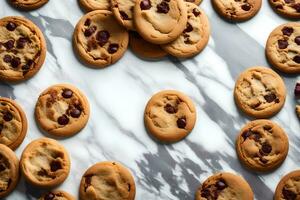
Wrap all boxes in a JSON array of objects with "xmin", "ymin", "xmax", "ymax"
[
  {"xmin": 79, "ymin": 161, "xmax": 136, "ymax": 200},
  {"xmin": 35, "ymin": 84, "xmax": 90, "ymax": 137},
  {"xmin": 266, "ymin": 22, "xmax": 300, "ymax": 73},
  {"xmin": 161, "ymin": 3, "xmax": 210, "ymax": 58},
  {"xmin": 111, "ymin": 0, "xmax": 136, "ymax": 30},
  {"xmin": 0, "ymin": 16, "xmax": 46, "ymax": 82},
  {"xmin": 73, "ymin": 10, "xmax": 129, "ymax": 68},
  {"xmin": 10, "ymin": 0, "xmax": 49, "ymax": 10},
  {"xmin": 275, "ymin": 170, "xmax": 300, "ymax": 200},
  {"xmin": 79, "ymin": 0, "xmax": 111, "ymax": 12},
  {"xmin": 39, "ymin": 190, "xmax": 75, "ymax": 200},
  {"xmin": 234, "ymin": 66, "xmax": 286, "ymax": 118},
  {"xmin": 236, "ymin": 119, "xmax": 289, "ymax": 172},
  {"xmin": 144, "ymin": 90, "xmax": 196, "ymax": 143},
  {"xmin": 20, "ymin": 138, "xmax": 70, "ymax": 188},
  {"xmin": 134, "ymin": 0, "xmax": 188, "ymax": 44},
  {"xmin": 269, "ymin": 0, "xmax": 300, "ymax": 19}
]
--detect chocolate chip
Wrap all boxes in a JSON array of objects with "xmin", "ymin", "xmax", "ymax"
[
  {"xmin": 177, "ymin": 117, "xmax": 186, "ymax": 129},
  {"xmin": 120, "ymin": 11, "xmax": 129, "ymax": 20},
  {"xmin": 261, "ymin": 142, "xmax": 272, "ymax": 154},
  {"xmin": 259, "ymin": 157, "xmax": 268, "ymax": 164},
  {"xmin": 192, "ymin": 8, "xmax": 201, "ymax": 16},
  {"xmin": 44, "ymin": 192, "xmax": 55, "ymax": 200},
  {"xmin": 4, "ymin": 40, "xmax": 14, "ymax": 50},
  {"xmin": 278, "ymin": 39, "xmax": 288, "ymax": 49},
  {"xmin": 284, "ymin": 0, "xmax": 294, "ymax": 3},
  {"xmin": 292, "ymin": 3, "xmax": 300, "ymax": 12},
  {"xmin": 16, "ymin": 37, "xmax": 28, "ymax": 49},
  {"xmin": 276, "ymin": 4, "xmax": 283, "ymax": 9},
  {"xmin": 84, "ymin": 26, "xmax": 97, "ymax": 37},
  {"xmin": 11, "ymin": 57, "xmax": 21, "ymax": 68},
  {"xmin": 50, "ymin": 160, "xmax": 62, "ymax": 172},
  {"xmin": 216, "ymin": 180, "xmax": 227, "ymax": 190},
  {"xmin": 22, "ymin": 64, "xmax": 30, "ymax": 72},
  {"xmin": 38, "ymin": 169, "xmax": 47, "ymax": 176},
  {"xmin": 6, "ymin": 22, "xmax": 17, "ymax": 31},
  {"xmin": 0, "ymin": 124, "xmax": 3, "ymax": 133},
  {"xmin": 57, "ymin": 114, "xmax": 69, "ymax": 125},
  {"xmin": 241, "ymin": 4, "xmax": 251, "ymax": 11},
  {"xmin": 264, "ymin": 93, "xmax": 277, "ymax": 103},
  {"xmin": 140, "ymin": 0, "xmax": 151, "ymax": 10},
  {"xmin": 3, "ymin": 55, "xmax": 12, "ymax": 63},
  {"xmin": 164, "ymin": 104, "xmax": 177, "ymax": 114},
  {"xmin": 84, "ymin": 175, "xmax": 93, "ymax": 191},
  {"xmin": 84, "ymin": 18, "xmax": 91, "ymax": 26},
  {"xmin": 242, "ymin": 130, "xmax": 252, "ymax": 140},
  {"xmin": 250, "ymin": 132, "xmax": 261, "ymax": 142},
  {"xmin": 295, "ymin": 83, "xmax": 300, "ymax": 97},
  {"xmin": 183, "ymin": 23, "xmax": 193, "ymax": 33},
  {"xmin": 293, "ymin": 55, "xmax": 300, "ymax": 63},
  {"xmin": 282, "ymin": 27, "xmax": 294, "ymax": 36},
  {"xmin": 282, "ymin": 188, "xmax": 297, "ymax": 200},
  {"xmin": 201, "ymin": 188, "xmax": 210, "ymax": 198},
  {"xmin": 62, "ymin": 89, "xmax": 73, "ymax": 98},
  {"xmin": 3, "ymin": 112, "xmax": 13, "ymax": 121},
  {"xmin": 295, "ymin": 36, "xmax": 300, "ymax": 45},
  {"xmin": 96, "ymin": 30, "xmax": 110, "ymax": 47},
  {"xmin": 108, "ymin": 43, "xmax": 119, "ymax": 54},
  {"xmin": 157, "ymin": 1, "xmax": 169, "ymax": 13},
  {"xmin": 0, "ymin": 164, "xmax": 5, "ymax": 172},
  {"xmin": 70, "ymin": 108, "xmax": 81, "ymax": 118}
]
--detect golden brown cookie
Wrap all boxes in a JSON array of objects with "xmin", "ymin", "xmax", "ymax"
[
  {"xmin": 234, "ymin": 66, "xmax": 286, "ymax": 119},
  {"xmin": 236, "ymin": 120, "xmax": 289, "ymax": 172},
  {"xmin": 73, "ymin": 10, "xmax": 129, "ymax": 68},
  {"xmin": 0, "ymin": 16, "xmax": 46, "ymax": 82},
  {"xmin": 269, "ymin": 0, "xmax": 300, "ymax": 19},
  {"xmin": 161, "ymin": 3, "xmax": 210, "ymax": 58},
  {"xmin": 79, "ymin": 161, "xmax": 136, "ymax": 200},
  {"xmin": 0, "ymin": 144, "xmax": 20, "ymax": 198},
  {"xmin": 266, "ymin": 22, "xmax": 300, "ymax": 74},
  {"xmin": 0, "ymin": 97, "xmax": 27, "ymax": 150},
  {"xmin": 35, "ymin": 84, "xmax": 90, "ymax": 137},
  {"xmin": 39, "ymin": 190, "xmax": 75, "ymax": 200},
  {"xmin": 79, "ymin": 0, "xmax": 111, "ymax": 12},
  {"xmin": 111, "ymin": 0, "xmax": 136, "ymax": 30},
  {"xmin": 9, "ymin": 0, "xmax": 49, "ymax": 10},
  {"xmin": 195, "ymin": 172, "xmax": 254, "ymax": 200},
  {"xmin": 20, "ymin": 138, "xmax": 70, "ymax": 188},
  {"xmin": 274, "ymin": 170, "xmax": 300, "ymax": 200},
  {"xmin": 144, "ymin": 90, "xmax": 196, "ymax": 143}
]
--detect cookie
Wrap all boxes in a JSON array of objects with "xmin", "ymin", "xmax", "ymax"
[
  {"xmin": 20, "ymin": 138, "xmax": 70, "ymax": 188},
  {"xmin": 79, "ymin": 0, "xmax": 111, "ymax": 12},
  {"xmin": 129, "ymin": 31, "xmax": 167, "ymax": 59},
  {"xmin": 73, "ymin": 10, "xmax": 129, "ymax": 68},
  {"xmin": 0, "ymin": 97, "xmax": 27, "ymax": 150},
  {"xmin": 212, "ymin": 0, "xmax": 262, "ymax": 21},
  {"xmin": 35, "ymin": 84, "xmax": 90, "ymax": 137},
  {"xmin": 195, "ymin": 172, "xmax": 254, "ymax": 200},
  {"xmin": 266, "ymin": 23, "xmax": 300, "ymax": 74},
  {"xmin": 133, "ymin": 0, "xmax": 188, "ymax": 44},
  {"xmin": 39, "ymin": 190, "xmax": 75, "ymax": 200},
  {"xmin": 9, "ymin": 0, "xmax": 49, "ymax": 10},
  {"xmin": 79, "ymin": 161, "xmax": 136, "ymax": 200},
  {"xmin": 0, "ymin": 16, "xmax": 46, "ymax": 82},
  {"xmin": 234, "ymin": 66, "xmax": 286, "ymax": 118},
  {"xmin": 161, "ymin": 3, "xmax": 210, "ymax": 58},
  {"xmin": 144, "ymin": 90, "xmax": 196, "ymax": 143},
  {"xmin": 269, "ymin": 0, "xmax": 300, "ymax": 19},
  {"xmin": 236, "ymin": 119, "xmax": 289, "ymax": 172},
  {"xmin": 111, "ymin": 0, "xmax": 136, "ymax": 30},
  {"xmin": 0, "ymin": 144, "xmax": 19, "ymax": 198},
  {"xmin": 274, "ymin": 170, "xmax": 300, "ymax": 200}
]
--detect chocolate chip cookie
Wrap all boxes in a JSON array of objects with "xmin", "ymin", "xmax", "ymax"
[
  {"xmin": 20, "ymin": 138, "xmax": 70, "ymax": 188},
  {"xmin": 195, "ymin": 172, "xmax": 254, "ymax": 200},
  {"xmin": 234, "ymin": 66, "xmax": 286, "ymax": 118},
  {"xmin": 73, "ymin": 10, "xmax": 129, "ymax": 68},
  {"xmin": 144, "ymin": 90, "xmax": 196, "ymax": 143},
  {"xmin": 236, "ymin": 119, "xmax": 289, "ymax": 172},
  {"xmin": 161, "ymin": 3, "xmax": 210, "ymax": 58},
  {"xmin": 0, "ymin": 144, "xmax": 19, "ymax": 198},
  {"xmin": 79, "ymin": 0, "xmax": 111, "ymax": 12},
  {"xmin": 269, "ymin": 0, "xmax": 300, "ymax": 19},
  {"xmin": 79, "ymin": 161, "xmax": 136, "ymax": 200},
  {"xmin": 39, "ymin": 190, "xmax": 75, "ymax": 200},
  {"xmin": 35, "ymin": 84, "xmax": 90, "ymax": 137},
  {"xmin": 0, "ymin": 16, "xmax": 46, "ymax": 82},
  {"xmin": 9, "ymin": 0, "xmax": 49, "ymax": 10},
  {"xmin": 134, "ymin": 0, "xmax": 188, "ymax": 44},
  {"xmin": 129, "ymin": 31, "xmax": 167, "ymax": 59},
  {"xmin": 212, "ymin": 0, "xmax": 262, "ymax": 21},
  {"xmin": 274, "ymin": 170, "xmax": 300, "ymax": 200},
  {"xmin": 266, "ymin": 23, "xmax": 300, "ymax": 73},
  {"xmin": 111, "ymin": 0, "xmax": 136, "ymax": 30},
  {"xmin": 0, "ymin": 97, "xmax": 27, "ymax": 150}
]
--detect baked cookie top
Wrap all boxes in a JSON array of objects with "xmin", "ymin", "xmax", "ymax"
[
  {"xmin": 79, "ymin": 161, "xmax": 136, "ymax": 200},
  {"xmin": 0, "ymin": 16, "xmax": 46, "ymax": 82},
  {"xmin": 111, "ymin": 0, "xmax": 136, "ymax": 30},
  {"xmin": 35, "ymin": 84, "xmax": 90, "ymax": 137},
  {"xmin": 20, "ymin": 138, "xmax": 70, "ymax": 188},
  {"xmin": 144, "ymin": 90, "xmax": 196, "ymax": 143},
  {"xmin": 236, "ymin": 119, "xmax": 289, "ymax": 172},
  {"xmin": 269, "ymin": 0, "xmax": 300, "ymax": 19},
  {"xmin": 234, "ymin": 66, "xmax": 286, "ymax": 118},
  {"xmin": 274, "ymin": 170, "xmax": 300, "ymax": 200},
  {"xmin": 195, "ymin": 172, "xmax": 254, "ymax": 200},
  {"xmin": 0, "ymin": 97, "xmax": 27, "ymax": 150},
  {"xmin": 266, "ymin": 22, "xmax": 300, "ymax": 73},
  {"xmin": 73, "ymin": 10, "xmax": 129, "ymax": 68},
  {"xmin": 39, "ymin": 190, "xmax": 75, "ymax": 200},
  {"xmin": 133, "ymin": 0, "xmax": 188, "ymax": 44},
  {"xmin": 9, "ymin": 0, "xmax": 49, "ymax": 10},
  {"xmin": 79, "ymin": 0, "xmax": 111, "ymax": 12}
]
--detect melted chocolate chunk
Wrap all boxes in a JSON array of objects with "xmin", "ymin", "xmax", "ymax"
[
  {"xmin": 282, "ymin": 188, "xmax": 297, "ymax": 200},
  {"xmin": 120, "ymin": 11, "xmax": 129, "ymax": 20},
  {"xmin": 0, "ymin": 124, "xmax": 3, "ymax": 133},
  {"xmin": 16, "ymin": 37, "xmax": 28, "ymax": 49},
  {"xmin": 216, "ymin": 180, "xmax": 227, "ymax": 190},
  {"xmin": 261, "ymin": 142, "xmax": 272, "ymax": 154},
  {"xmin": 57, "ymin": 114, "xmax": 69, "ymax": 125},
  {"xmin": 193, "ymin": 8, "xmax": 201, "ymax": 17},
  {"xmin": 242, "ymin": 130, "xmax": 252, "ymax": 140},
  {"xmin": 3, "ymin": 111, "xmax": 13, "ymax": 121},
  {"xmin": 157, "ymin": 1, "xmax": 169, "ymax": 13},
  {"xmin": 295, "ymin": 36, "xmax": 300, "ymax": 45},
  {"xmin": 259, "ymin": 157, "xmax": 268, "ymax": 164},
  {"xmin": 3, "ymin": 55, "xmax": 12, "ymax": 63},
  {"xmin": 140, "ymin": 0, "xmax": 151, "ymax": 10},
  {"xmin": 292, "ymin": 3, "xmax": 300, "ymax": 12},
  {"xmin": 294, "ymin": 83, "xmax": 300, "ymax": 97},
  {"xmin": 282, "ymin": 27, "xmax": 294, "ymax": 36},
  {"xmin": 84, "ymin": 18, "xmax": 91, "ymax": 26},
  {"xmin": 108, "ymin": 43, "xmax": 119, "ymax": 54},
  {"xmin": 96, "ymin": 30, "xmax": 110, "ymax": 47},
  {"xmin": 62, "ymin": 89, "xmax": 73, "ymax": 98},
  {"xmin": 164, "ymin": 104, "xmax": 178, "ymax": 114},
  {"xmin": 0, "ymin": 164, "xmax": 5, "ymax": 172},
  {"xmin": 293, "ymin": 55, "xmax": 300, "ymax": 63},
  {"xmin": 201, "ymin": 188, "xmax": 210, "ymax": 198},
  {"xmin": 4, "ymin": 40, "xmax": 14, "ymax": 50},
  {"xmin": 84, "ymin": 26, "xmax": 97, "ymax": 37},
  {"xmin": 6, "ymin": 22, "xmax": 17, "ymax": 31},
  {"xmin": 44, "ymin": 192, "xmax": 55, "ymax": 200},
  {"xmin": 264, "ymin": 93, "xmax": 277, "ymax": 103},
  {"xmin": 70, "ymin": 108, "xmax": 81, "ymax": 118},
  {"xmin": 276, "ymin": 4, "xmax": 283, "ymax": 9},
  {"xmin": 11, "ymin": 57, "xmax": 21, "ymax": 68},
  {"xmin": 84, "ymin": 175, "xmax": 93, "ymax": 192},
  {"xmin": 250, "ymin": 132, "xmax": 261, "ymax": 142},
  {"xmin": 241, "ymin": 4, "xmax": 251, "ymax": 11},
  {"xmin": 278, "ymin": 39, "xmax": 288, "ymax": 49},
  {"xmin": 183, "ymin": 23, "xmax": 193, "ymax": 33},
  {"xmin": 177, "ymin": 117, "xmax": 186, "ymax": 129},
  {"xmin": 50, "ymin": 160, "xmax": 62, "ymax": 172}
]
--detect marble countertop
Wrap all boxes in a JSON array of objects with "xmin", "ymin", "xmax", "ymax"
[{"xmin": 1, "ymin": 0, "xmax": 300, "ymax": 199}]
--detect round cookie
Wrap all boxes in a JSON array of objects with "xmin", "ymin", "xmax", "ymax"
[
  {"xmin": 9, "ymin": 0, "xmax": 49, "ymax": 10},
  {"xmin": 0, "ymin": 97, "xmax": 27, "ymax": 150},
  {"xmin": 79, "ymin": 161, "xmax": 136, "ymax": 200},
  {"xmin": 274, "ymin": 170, "xmax": 300, "ymax": 200},
  {"xmin": 144, "ymin": 90, "xmax": 196, "ymax": 143},
  {"xmin": 234, "ymin": 66, "xmax": 286, "ymax": 119},
  {"xmin": 266, "ymin": 23, "xmax": 300, "ymax": 74},
  {"xmin": 161, "ymin": 3, "xmax": 210, "ymax": 58},
  {"xmin": 212, "ymin": 0, "xmax": 262, "ymax": 21},
  {"xmin": 111, "ymin": 0, "xmax": 136, "ymax": 30},
  {"xmin": 20, "ymin": 138, "xmax": 70, "ymax": 188},
  {"xmin": 236, "ymin": 119, "xmax": 289, "ymax": 172},
  {"xmin": 0, "ymin": 16, "xmax": 46, "ymax": 82},
  {"xmin": 129, "ymin": 31, "xmax": 167, "ymax": 59},
  {"xmin": 73, "ymin": 10, "xmax": 129, "ymax": 68},
  {"xmin": 195, "ymin": 172, "xmax": 254, "ymax": 200},
  {"xmin": 0, "ymin": 144, "xmax": 19, "ymax": 198},
  {"xmin": 35, "ymin": 84, "xmax": 90, "ymax": 137},
  {"xmin": 133, "ymin": 0, "xmax": 188, "ymax": 44},
  {"xmin": 269, "ymin": 0, "xmax": 300, "ymax": 19},
  {"xmin": 79, "ymin": 0, "xmax": 111, "ymax": 12},
  {"xmin": 39, "ymin": 190, "xmax": 75, "ymax": 200}
]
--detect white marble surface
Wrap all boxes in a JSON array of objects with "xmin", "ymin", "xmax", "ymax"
[{"xmin": 1, "ymin": 0, "xmax": 300, "ymax": 199}]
